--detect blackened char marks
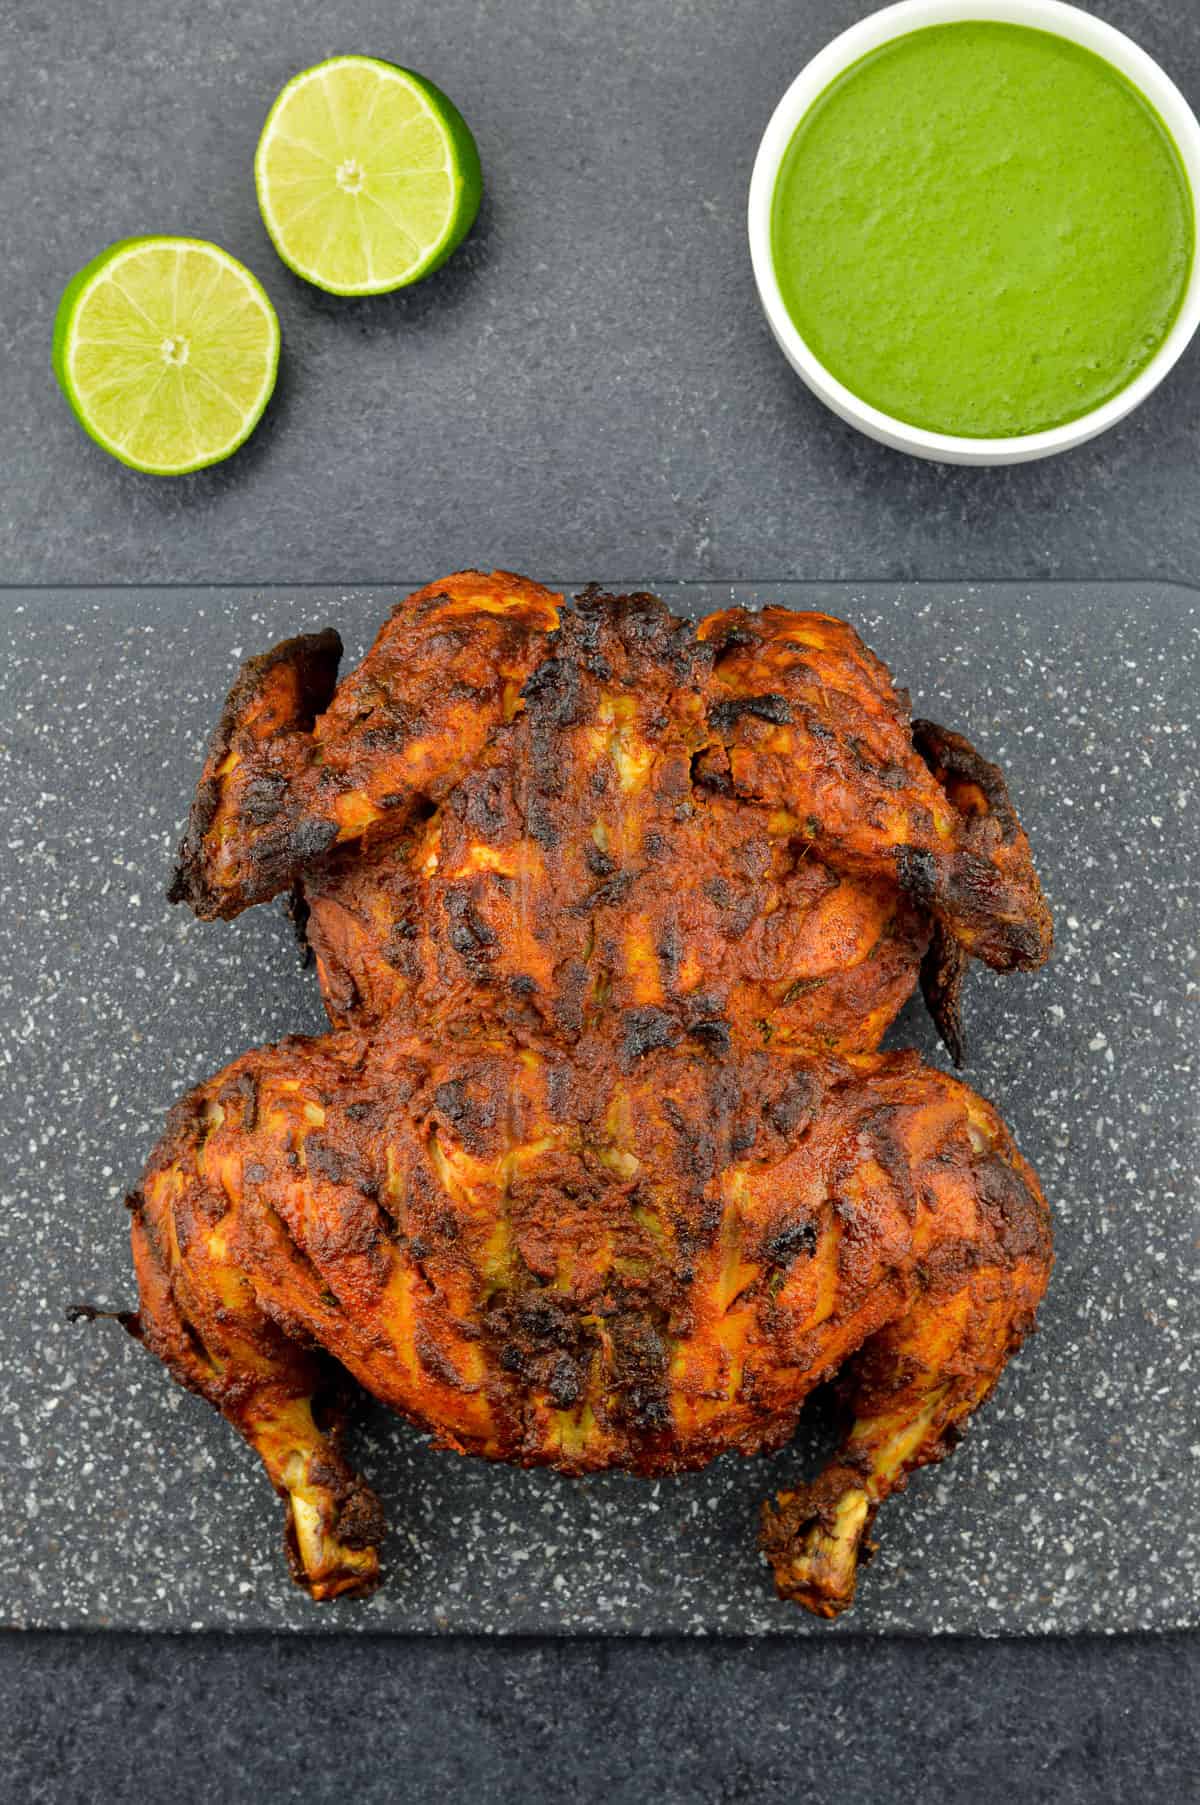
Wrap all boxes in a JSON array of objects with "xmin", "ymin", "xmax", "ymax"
[
  {"xmin": 585, "ymin": 841, "xmax": 617, "ymax": 879},
  {"xmin": 708, "ymin": 693, "xmax": 794, "ymax": 734},
  {"xmin": 241, "ymin": 774, "xmax": 289, "ymax": 825},
  {"xmin": 763, "ymin": 1219, "xmax": 819, "ymax": 1265},
  {"xmin": 687, "ymin": 1018, "xmax": 731, "ymax": 1055},
  {"xmin": 704, "ymin": 873, "xmax": 760, "ymax": 939},
  {"xmin": 444, "ymin": 888, "xmax": 499, "ymax": 965},
  {"xmin": 66, "ymin": 1300, "xmax": 142, "ymax": 1334},
  {"xmin": 546, "ymin": 1353, "xmax": 582, "ymax": 1408},
  {"xmin": 289, "ymin": 819, "xmax": 341, "ymax": 863},
  {"xmin": 975, "ymin": 1154, "xmax": 1052, "ymax": 1265},
  {"xmin": 661, "ymin": 1096, "xmax": 718, "ymax": 1185},
  {"xmin": 912, "ymin": 718, "xmax": 1021, "ymax": 841},
  {"xmin": 456, "ymin": 766, "xmax": 515, "ymax": 840},
  {"xmin": 216, "ymin": 1069, "xmax": 260, "ymax": 1133},
  {"xmin": 484, "ymin": 1289, "xmax": 596, "ymax": 1411},
  {"xmin": 432, "ymin": 1077, "xmax": 498, "ymax": 1155},
  {"xmin": 575, "ymin": 585, "xmax": 705, "ymax": 686},
  {"xmin": 894, "ymin": 844, "xmax": 938, "ymax": 907},
  {"xmin": 382, "ymin": 916, "xmax": 419, "ymax": 973},
  {"xmin": 766, "ymin": 1070, "xmax": 822, "ymax": 1140},
  {"xmin": 943, "ymin": 854, "xmax": 1049, "ymax": 967},
  {"xmin": 332, "ymin": 1479, "xmax": 388, "ymax": 1550},
  {"xmin": 553, "ymin": 958, "xmax": 589, "ymax": 1036},
  {"xmin": 860, "ymin": 1104, "xmax": 919, "ymax": 1222},
  {"xmin": 573, "ymin": 870, "xmax": 636, "ymax": 913},
  {"xmin": 920, "ymin": 920, "xmax": 970, "ymax": 1068},
  {"xmin": 167, "ymin": 626, "xmax": 342, "ymax": 915},
  {"xmin": 607, "ymin": 1313, "xmax": 672, "ymax": 1433},
  {"xmin": 622, "ymin": 1006, "xmax": 679, "ymax": 1064},
  {"xmin": 414, "ymin": 1325, "xmax": 472, "ymax": 1392},
  {"xmin": 521, "ymin": 651, "xmax": 582, "ymax": 844},
  {"xmin": 522, "ymin": 652, "xmax": 583, "ymax": 729}
]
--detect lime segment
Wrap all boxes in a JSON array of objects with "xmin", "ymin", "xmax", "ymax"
[
  {"xmin": 255, "ymin": 56, "xmax": 483, "ymax": 295},
  {"xmin": 52, "ymin": 237, "xmax": 280, "ymax": 475}
]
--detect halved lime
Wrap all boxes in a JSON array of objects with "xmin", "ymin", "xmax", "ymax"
[
  {"xmin": 52, "ymin": 237, "xmax": 280, "ymax": 476},
  {"xmin": 255, "ymin": 56, "xmax": 483, "ymax": 296}
]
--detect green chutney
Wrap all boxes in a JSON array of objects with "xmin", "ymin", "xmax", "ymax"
[{"xmin": 770, "ymin": 22, "xmax": 1194, "ymax": 437}]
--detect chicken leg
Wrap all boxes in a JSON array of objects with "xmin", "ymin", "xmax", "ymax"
[
  {"xmin": 761, "ymin": 1089, "xmax": 1050, "ymax": 1616},
  {"xmin": 129, "ymin": 1088, "xmax": 385, "ymax": 1599}
]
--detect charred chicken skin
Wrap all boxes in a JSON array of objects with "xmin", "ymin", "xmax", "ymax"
[{"xmin": 124, "ymin": 572, "xmax": 1053, "ymax": 1616}]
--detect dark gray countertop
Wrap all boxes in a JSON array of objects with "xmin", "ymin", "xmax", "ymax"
[{"xmin": 4, "ymin": 0, "xmax": 1198, "ymax": 1797}]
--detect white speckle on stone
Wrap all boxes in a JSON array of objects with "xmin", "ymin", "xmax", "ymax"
[{"xmin": 0, "ymin": 582, "xmax": 1195, "ymax": 1639}]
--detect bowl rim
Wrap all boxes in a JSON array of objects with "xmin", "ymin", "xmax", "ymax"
[{"xmin": 747, "ymin": 0, "xmax": 1200, "ymax": 465}]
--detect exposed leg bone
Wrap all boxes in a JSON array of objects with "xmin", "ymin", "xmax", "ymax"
[
  {"xmin": 128, "ymin": 1092, "xmax": 384, "ymax": 1601},
  {"xmin": 762, "ymin": 1145, "xmax": 1050, "ymax": 1617}
]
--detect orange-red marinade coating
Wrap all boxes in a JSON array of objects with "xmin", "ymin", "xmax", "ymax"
[
  {"xmin": 131, "ymin": 1027, "xmax": 1050, "ymax": 1606},
  {"xmin": 123, "ymin": 573, "xmax": 1055, "ymax": 1615}
]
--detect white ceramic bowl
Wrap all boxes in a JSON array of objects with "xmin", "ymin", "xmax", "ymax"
[{"xmin": 747, "ymin": 0, "xmax": 1200, "ymax": 464}]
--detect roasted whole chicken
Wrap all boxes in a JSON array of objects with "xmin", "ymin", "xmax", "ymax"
[{"xmin": 122, "ymin": 572, "xmax": 1053, "ymax": 1616}]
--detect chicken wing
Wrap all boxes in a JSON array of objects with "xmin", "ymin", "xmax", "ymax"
[{"xmin": 170, "ymin": 577, "xmax": 1050, "ymax": 1062}]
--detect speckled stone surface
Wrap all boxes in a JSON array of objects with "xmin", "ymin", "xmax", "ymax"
[{"xmin": 2, "ymin": 580, "xmax": 1195, "ymax": 1636}]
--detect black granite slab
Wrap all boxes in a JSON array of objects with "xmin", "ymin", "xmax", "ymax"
[{"xmin": 2, "ymin": 580, "xmax": 1195, "ymax": 1637}]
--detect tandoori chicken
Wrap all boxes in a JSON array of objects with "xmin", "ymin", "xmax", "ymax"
[{"xmin": 119, "ymin": 572, "xmax": 1053, "ymax": 1617}]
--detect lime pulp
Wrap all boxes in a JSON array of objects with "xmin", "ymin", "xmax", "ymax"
[
  {"xmin": 52, "ymin": 237, "xmax": 280, "ymax": 475},
  {"xmin": 254, "ymin": 55, "xmax": 483, "ymax": 296}
]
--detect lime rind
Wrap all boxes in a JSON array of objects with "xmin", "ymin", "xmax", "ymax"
[
  {"xmin": 52, "ymin": 237, "xmax": 280, "ymax": 476},
  {"xmin": 254, "ymin": 56, "xmax": 483, "ymax": 296}
]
